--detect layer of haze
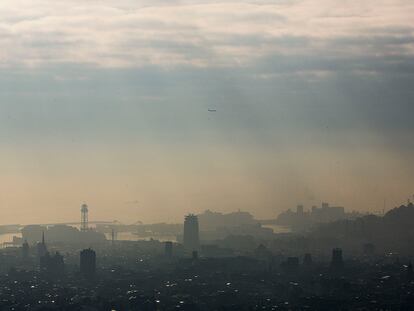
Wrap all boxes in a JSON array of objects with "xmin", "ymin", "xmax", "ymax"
[{"xmin": 0, "ymin": 0, "xmax": 413, "ymax": 224}]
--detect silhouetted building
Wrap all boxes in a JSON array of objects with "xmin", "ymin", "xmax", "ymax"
[
  {"xmin": 313, "ymin": 203, "xmax": 345, "ymax": 223},
  {"xmin": 303, "ymin": 253, "xmax": 313, "ymax": 266},
  {"xmin": 22, "ymin": 240, "xmax": 29, "ymax": 260},
  {"xmin": 192, "ymin": 250, "xmax": 199, "ymax": 260},
  {"xmin": 37, "ymin": 232, "xmax": 47, "ymax": 259},
  {"xmin": 80, "ymin": 248, "xmax": 96, "ymax": 279},
  {"xmin": 165, "ymin": 241, "xmax": 173, "ymax": 258},
  {"xmin": 276, "ymin": 202, "xmax": 357, "ymax": 231},
  {"xmin": 331, "ymin": 248, "xmax": 344, "ymax": 269},
  {"xmin": 184, "ymin": 214, "xmax": 200, "ymax": 253}
]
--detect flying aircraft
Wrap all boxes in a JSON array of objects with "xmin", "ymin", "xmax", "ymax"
[{"xmin": 208, "ymin": 108, "xmax": 217, "ymax": 112}]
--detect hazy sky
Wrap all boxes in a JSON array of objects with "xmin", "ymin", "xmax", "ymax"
[{"xmin": 1, "ymin": 0, "xmax": 414, "ymax": 224}]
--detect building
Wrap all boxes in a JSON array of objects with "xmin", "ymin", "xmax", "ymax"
[
  {"xmin": 80, "ymin": 248, "xmax": 96, "ymax": 279},
  {"xmin": 313, "ymin": 203, "xmax": 345, "ymax": 223},
  {"xmin": 183, "ymin": 214, "xmax": 200, "ymax": 253}
]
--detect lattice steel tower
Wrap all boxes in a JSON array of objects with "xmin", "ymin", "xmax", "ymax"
[{"xmin": 81, "ymin": 203, "xmax": 89, "ymax": 231}]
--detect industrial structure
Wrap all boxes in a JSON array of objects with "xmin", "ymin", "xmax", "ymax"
[{"xmin": 81, "ymin": 203, "xmax": 89, "ymax": 232}]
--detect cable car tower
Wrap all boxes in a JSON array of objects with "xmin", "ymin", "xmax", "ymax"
[{"xmin": 81, "ymin": 203, "xmax": 89, "ymax": 231}]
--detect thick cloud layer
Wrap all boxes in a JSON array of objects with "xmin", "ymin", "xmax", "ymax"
[{"xmin": 0, "ymin": 0, "xmax": 413, "ymax": 68}]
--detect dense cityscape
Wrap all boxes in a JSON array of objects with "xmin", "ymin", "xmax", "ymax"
[{"xmin": 1, "ymin": 201, "xmax": 414, "ymax": 310}]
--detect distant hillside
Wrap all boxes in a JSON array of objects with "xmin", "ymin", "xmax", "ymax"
[
  {"xmin": 308, "ymin": 202, "xmax": 414, "ymax": 255},
  {"xmin": 384, "ymin": 202, "xmax": 414, "ymax": 226}
]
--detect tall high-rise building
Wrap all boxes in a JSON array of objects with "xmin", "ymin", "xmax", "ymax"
[
  {"xmin": 183, "ymin": 214, "xmax": 200, "ymax": 253},
  {"xmin": 80, "ymin": 248, "xmax": 96, "ymax": 279}
]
